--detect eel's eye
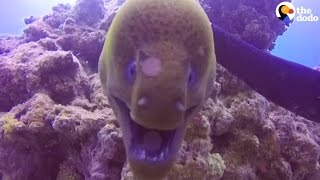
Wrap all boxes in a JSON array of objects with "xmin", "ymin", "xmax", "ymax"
[
  {"xmin": 188, "ymin": 66, "xmax": 196, "ymax": 86},
  {"xmin": 126, "ymin": 60, "xmax": 136, "ymax": 83}
]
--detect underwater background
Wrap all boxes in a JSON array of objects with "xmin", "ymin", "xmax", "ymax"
[
  {"xmin": 1, "ymin": 0, "xmax": 319, "ymax": 67},
  {"xmin": 0, "ymin": 0, "xmax": 319, "ymax": 179}
]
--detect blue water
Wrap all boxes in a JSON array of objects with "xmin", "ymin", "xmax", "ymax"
[
  {"xmin": 0, "ymin": 0, "xmax": 76, "ymax": 35},
  {"xmin": 271, "ymin": 0, "xmax": 320, "ymax": 68},
  {"xmin": 0, "ymin": 0, "xmax": 319, "ymax": 68}
]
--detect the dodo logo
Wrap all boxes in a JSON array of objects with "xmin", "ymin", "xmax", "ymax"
[
  {"xmin": 276, "ymin": 2, "xmax": 319, "ymax": 26},
  {"xmin": 276, "ymin": 2, "xmax": 295, "ymax": 26}
]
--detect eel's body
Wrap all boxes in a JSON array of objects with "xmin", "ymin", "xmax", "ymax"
[
  {"xmin": 212, "ymin": 25, "xmax": 320, "ymax": 122},
  {"xmin": 99, "ymin": 0, "xmax": 215, "ymax": 179}
]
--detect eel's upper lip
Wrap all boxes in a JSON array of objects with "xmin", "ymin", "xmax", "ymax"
[{"xmin": 112, "ymin": 96, "xmax": 198, "ymax": 166}]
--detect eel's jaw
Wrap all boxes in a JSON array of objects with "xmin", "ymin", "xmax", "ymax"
[{"xmin": 110, "ymin": 95, "xmax": 198, "ymax": 179}]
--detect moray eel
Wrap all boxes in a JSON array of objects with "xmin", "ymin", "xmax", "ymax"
[
  {"xmin": 212, "ymin": 25, "xmax": 320, "ymax": 123},
  {"xmin": 98, "ymin": 0, "xmax": 215, "ymax": 179},
  {"xmin": 99, "ymin": 0, "xmax": 320, "ymax": 179}
]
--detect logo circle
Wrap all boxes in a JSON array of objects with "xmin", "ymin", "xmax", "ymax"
[{"xmin": 276, "ymin": 2, "xmax": 296, "ymax": 20}]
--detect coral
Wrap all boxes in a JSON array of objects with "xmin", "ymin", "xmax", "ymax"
[
  {"xmin": 81, "ymin": 123, "xmax": 125, "ymax": 179},
  {"xmin": 24, "ymin": 16, "xmax": 38, "ymax": 25},
  {"xmin": 0, "ymin": 0, "xmax": 319, "ymax": 180},
  {"xmin": 43, "ymin": 3, "xmax": 72, "ymax": 29},
  {"xmin": 206, "ymin": 65, "xmax": 320, "ymax": 180},
  {"xmin": 0, "ymin": 36, "xmax": 24, "ymax": 55},
  {"xmin": 23, "ymin": 21, "xmax": 50, "ymax": 42},
  {"xmin": 0, "ymin": 93, "xmax": 120, "ymax": 179},
  {"xmin": 0, "ymin": 115, "xmax": 20, "ymax": 138},
  {"xmin": 200, "ymin": 0, "xmax": 288, "ymax": 50},
  {"xmin": 202, "ymin": 98, "xmax": 234, "ymax": 136},
  {"xmin": 88, "ymin": 74, "xmax": 110, "ymax": 110},
  {"xmin": 0, "ymin": 43, "xmax": 90, "ymax": 111},
  {"xmin": 56, "ymin": 161, "xmax": 83, "ymax": 180},
  {"xmin": 0, "ymin": 94, "xmax": 64, "ymax": 180},
  {"xmin": 271, "ymin": 112, "xmax": 320, "ymax": 179},
  {"xmin": 72, "ymin": 0, "xmax": 105, "ymax": 26},
  {"xmin": 167, "ymin": 152, "xmax": 225, "ymax": 180},
  {"xmin": 164, "ymin": 113, "xmax": 226, "ymax": 179},
  {"xmin": 56, "ymin": 30, "xmax": 105, "ymax": 72},
  {"xmin": 38, "ymin": 37, "xmax": 59, "ymax": 51},
  {"xmin": 99, "ymin": 0, "xmax": 122, "ymax": 31}
]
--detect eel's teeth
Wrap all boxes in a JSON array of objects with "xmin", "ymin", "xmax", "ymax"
[
  {"xmin": 142, "ymin": 150, "xmax": 146, "ymax": 159},
  {"xmin": 152, "ymin": 157, "xmax": 157, "ymax": 161},
  {"xmin": 165, "ymin": 148, "xmax": 169, "ymax": 155},
  {"xmin": 138, "ymin": 148, "xmax": 143, "ymax": 159},
  {"xmin": 146, "ymin": 156, "xmax": 151, "ymax": 161}
]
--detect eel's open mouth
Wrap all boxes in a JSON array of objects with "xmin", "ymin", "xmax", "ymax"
[
  {"xmin": 112, "ymin": 96, "xmax": 197, "ymax": 167},
  {"xmin": 128, "ymin": 116, "xmax": 177, "ymax": 163}
]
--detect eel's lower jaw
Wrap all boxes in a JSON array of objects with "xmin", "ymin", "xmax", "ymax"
[{"xmin": 111, "ymin": 96, "xmax": 198, "ymax": 177}]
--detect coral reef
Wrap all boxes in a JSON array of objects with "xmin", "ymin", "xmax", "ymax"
[
  {"xmin": 0, "ymin": 36, "xmax": 24, "ymax": 55},
  {"xmin": 72, "ymin": 0, "xmax": 105, "ymax": 26},
  {"xmin": 0, "ymin": 0, "xmax": 319, "ymax": 180},
  {"xmin": 0, "ymin": 44, "xmax": 89, "ymax": 111},
  {"xmin": 199, "ymin": 0, "xmax": 289, "ymax": 50}
]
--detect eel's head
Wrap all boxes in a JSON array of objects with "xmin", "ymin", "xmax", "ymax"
[{"xmin": 98, "ymin": 0, "xmax": 216, "ymax": 179}]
